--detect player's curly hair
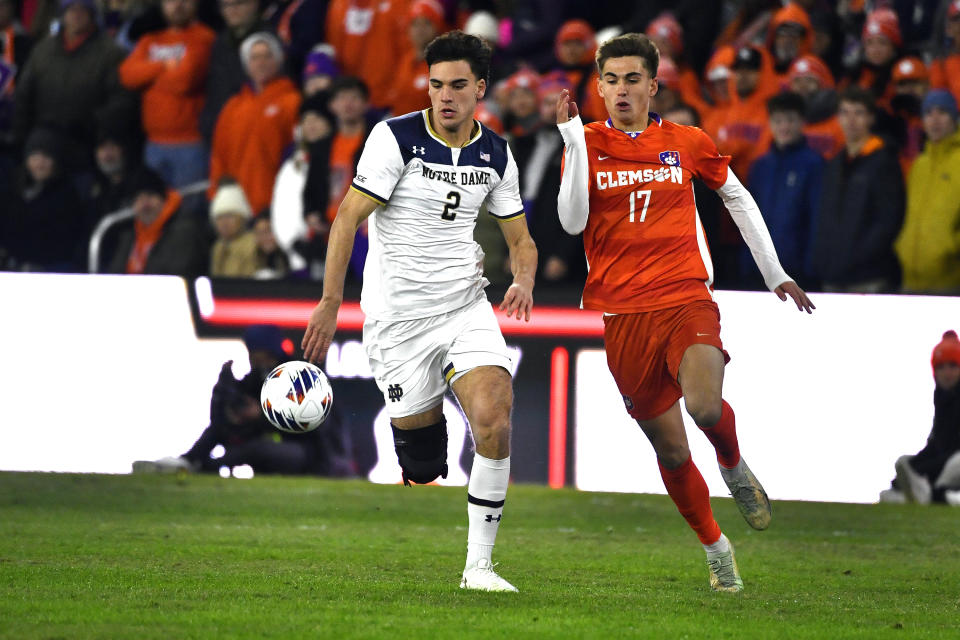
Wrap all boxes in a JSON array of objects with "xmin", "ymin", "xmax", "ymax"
[
  {"xmin": 425, "ymin": 30, "xmax": 492, "ymax": 84},
  {"xmin": 596, "ymin": 33, "xmax": 659, "ymax": 77}
]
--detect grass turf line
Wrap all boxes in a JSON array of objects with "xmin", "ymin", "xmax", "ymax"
[{"xmin": 0, "ymin": 472, "xmax": 956, "ymax": 639}]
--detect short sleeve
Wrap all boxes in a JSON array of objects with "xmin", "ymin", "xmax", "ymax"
[
  {"xmin": 351, "ymin": 121, "xmax": 405, "ymax": 205},
  {"xmin": 689, "ymin": 126, "xmax": 731, "ymax": 191},
  {"xmin": 484, "ymin": 144, "xmax": 525, "ymax": 220}
]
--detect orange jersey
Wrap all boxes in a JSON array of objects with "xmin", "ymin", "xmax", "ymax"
[{"xmin": 577, "ymin": 117, "xmax": 731, "ymax": 313}]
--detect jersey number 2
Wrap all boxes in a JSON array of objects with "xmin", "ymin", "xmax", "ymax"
[
  {"xmin": 629, "ymin": 190, "xmax": 651, "ymax": 222},
  {"xmin": 442, "ymin": 191, "xmax": 460, "ymax": 221}
]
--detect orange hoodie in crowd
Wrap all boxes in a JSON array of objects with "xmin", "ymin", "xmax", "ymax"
[
  {"xmin": 127, "ymin": 190, "xmax": 182, "ymax": 274},
  {"xmin": 209, "ymin": 77, "xmax": 301, "ymax": 214},
  {"xmin": 326, "ymin": 0, "xmax": 409, "ymax": 109},
  {"xmin": 766, "ymin": 2, "xmax": 813, "ymax": 82},
  {"xmin": 930, "ymin": 54, "xmax": 960, "ymax": 108},
  {"xmin": 119, "ymin": 22, "xmax": 215, "ymax": 144}
]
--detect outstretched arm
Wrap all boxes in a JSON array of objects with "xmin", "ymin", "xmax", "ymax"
[
  {"xmin": 556, "ymin": 89, "xmax": 590, "ymax": 235},
  {"xmin": 497, "ymin": 216, "xmax": 537, "ymax": 321},
  {"xmin": 301, "ymin": 189, "xmax": 379, "ymax": 362},
  {"xmin": 716, "ymin": 168, "xmax": 815, "ymax": 313}
]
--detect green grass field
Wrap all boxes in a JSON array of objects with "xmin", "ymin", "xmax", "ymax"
[{"xmin": 0, "ymin": 472, "xmax": 956, "ymax": 639}]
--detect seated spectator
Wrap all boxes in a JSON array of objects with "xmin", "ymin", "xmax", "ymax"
[
  {"xmin": 133, "ymin": 324, "xmax": 356, "ymax": 477},
  {"xmin": 302, "ymin": 43, "xmax": 338, "ymax": 97},
  {"xmin": 889, "ymin": 56, "xmax": 929, "ymax": 174},
  {"xmin": 271, "ymin": 91, "xmax": 333, "ymax": 277},
  {"xmin": 552, "ymin": 19, "xmax": 605, "ymax": 123},
  {"xmin": 787, "ymin": 54, "xmax": 844, "ymax": 158},
  {"xmin": 118, "ymin": 0, "xmax": 214, "ymax": 187},
  {"xmin": 744, "ymin": 92, "xmax": 822, "ymax": 289},
  {"xmin": 930, "ymin": 1, "xmax": 960, "ymax": 107},
  {"xmin": 812, "ymin": 87, "xmax": 904, "ymax": 293},
  {"xmin": 13, "ymin": 0, "xmax": 136, "ymax": 174},
  {"xmin": 850, "ymin": 8, "xmax": 901, "ymax": 108},
  {"xmin": 882, "ymin": 331, "xmax": 960, "ymax": 505},
  {"xmin": 198, "ymin": 0, "xmax": 271, "ymax": 143},
  {"xmin": 107, "ymin": 166, "xmax": 209, "ymax": 277},
  {"xmin": 0, "ymin": 127, "xmax": 85, "ymax": 272},
  {"xmin": 251, "ymin": 215, "xmax": 290, "ymax": 279},
  {"xmin": 209, "ymin": 31, "xmax": 300, "ymax": 216},
  {"xmin": 385, "ymin": 0, "xmax": 444, "ymax": 117},
  {"xmin": 85, "ymin": 123, "xmax": 141, "ymax": 268},
  {"xmin": 895, "ymin": 90, "xmax": 960, "ymax": 294},
  {"xmin": 209, "ymin": 180, "xmax": 259, "ymax": 278},
  {"xmin": 0, "ymin": 0, "xmax": 32, "ymax": 175}
]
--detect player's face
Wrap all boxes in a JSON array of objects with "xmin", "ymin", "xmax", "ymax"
[
  {"xmin": 428, "ymin": 60, "xmax": 485, "ymax": 135},
  {"xmin": 597, "ymin": 56, "xmax": 657, "ymax": 130}
]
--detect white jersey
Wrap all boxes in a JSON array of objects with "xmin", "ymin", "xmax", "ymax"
[{"xmin": 351, "ymin": 110, "xmax": 525, "ymax": 321}]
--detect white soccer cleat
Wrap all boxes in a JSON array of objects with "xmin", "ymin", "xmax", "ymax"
[
  {"xmin": 132, "ymin": 456, "xmax": 194, "ymax": 474},
  {"xmin": 895, "ymin": 456, "xmax": 932, "ymax": 504},
  {"xmin": 720, "ymin": 458, "xmax": 772, "ymax": 530},
  {"xmin": 706, "ymin": 544, "xmax": 744, "ymax": 593},
  {"xmin": 460, "ymin": 558, "xmax": 518, "ymax": 593}
]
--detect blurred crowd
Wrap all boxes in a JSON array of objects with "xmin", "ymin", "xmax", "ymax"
[{"xmin": 1, "ymin": 0, "xmax": 959, "ymax": 294}]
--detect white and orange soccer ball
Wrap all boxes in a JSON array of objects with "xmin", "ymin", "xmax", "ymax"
[{"xmin": 260, "ymin": 361, "xmax": 333, "ymax": 433}]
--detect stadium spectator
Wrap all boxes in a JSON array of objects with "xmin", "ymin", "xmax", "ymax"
[
  {"xmin": 645, "ymin": 12, "xmax": 704, "ymax": 116},
  {"xmin": 715, "ymin": 46, "xmax": 776, "ymax": 180},
  {"xmin": 13, "ymin": 0, "xmax": 136, "ymax": 174},
  {"xmin": 0, "ymin": 0, "xmax": 32, "ymax": 175},
  {"xmin": 385, "ymin": 0, "xmax": 445, "ymax": 118},
  {"xmin": 766, "ymin": 2, "xmax": 814, "ymax": 84},
  {"xmin": 251, "ymin": 215, "xmax": 290, "ymax": 278},
  {"xmin": 500, "ymin": 0, "xmax": 569, "ymax": 72},
  {"xmin": 502, "ymin": 68, "xmax": 540, "ymax": 166},
  {"xmin": 557, "ymin": 32, "xmax": 813, "ymax": 593},
  {"xmin": 324, "ymin": 75, "xmax": 374, "ymax": 280},
  {"xmin": 0, "ymin": 127, "xmax": 85, "ymax": 272},
  {"xmin": 118, "ymin": 0, "xmax": 215, "ymax": 188},
  {"xmin": 198, "ymin": 0, "xmax": 271, "ymax": 143},
  {"xmin": 850, "ymin": 8, "xmax": 901, "ymax": 108},
  {"xmin": 463, "ymin": 10, "xmax": 513, "ymax": 87},
  {"xmin": 929, "ymin": 1, "xmax": 960, "ymax": 107},
  {"xmin": 812, "ymin": 87, "xmax": 904, "ymax": 293},
  {"xmin": 889, "ymin": 56, "xmax": 929, "ymax": 174},
  {"xmin": 209, "ymin": 31, "xmax": 300, "ymax": 216},
  {"xmin": 85, "ymin": 123, "xmax": 140, "ymax": 229},
  {"xmin": 883, "ymin": 330, "xmax": 960, "ymax": 505},
  {"xmin": 302, "ymin": 43, "xmax": 338, "ymax": 97},
  {"xmin": 552, "ymin": 19, "xmax": 605, "ymax": 123},
  {"xmin": 325, "ymin": 0, "xmax": 407, "ymax": 110},
  {"xmin": 525, "ymin": 71, "xmax": 584, "ymax": 286},
  {"xmin": 649, "ymin": 56, "xmax": 680, "ymax": 115},
  {"xmin": 744, "ymin": 92, "xmax": 822, "ymax": 289},
  {"xmin": 700, "ymin": 45, "xmax": 735, "ymax": 141},
  {"xmin": 107, "ymin": 166, "xmax": 209, "ymax": 277},
  {"xmin": 787, "ymin": 54, "xmax": 844, "ymax": 158},
  {"xmin": 271, "ymin": 91, "xmax": 333, "ymax": 276},
  {"xmin": 262, "ymin": 0, "xmax": 326, "ymax": 81},
  {"xmin": 209, "ymin": 180, "xmax": 259, "ymax": 277},
  {"xmin": 134, "ymin": 324, "xmax": 356, "ymax": 476},
  {"xmin": 895, "ymin": 89, "xmax": 960, "ymax": 294}
]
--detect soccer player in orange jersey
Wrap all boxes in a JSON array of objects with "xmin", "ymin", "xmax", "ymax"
[{"xmin": 556, "ymin": 33, "xmax": 815, "ymax": 593}]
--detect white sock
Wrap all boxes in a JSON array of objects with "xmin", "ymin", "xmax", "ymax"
[
  {"xmin": 703, "ymin": 532, "xmax": 731, "ymax": 556},
  {"xmin": 465, "ymin": 454, "xmax": 510, "ymax": 569}
]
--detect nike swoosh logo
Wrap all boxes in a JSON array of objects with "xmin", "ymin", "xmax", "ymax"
[{"xmin": 598, "ymin": 155, "xmax": 610, "ymax": 161}]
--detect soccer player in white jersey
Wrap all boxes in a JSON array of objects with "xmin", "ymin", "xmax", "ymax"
[{"xmin": 302, "ymin": 31, "xmax": 537, "ymax": 592}]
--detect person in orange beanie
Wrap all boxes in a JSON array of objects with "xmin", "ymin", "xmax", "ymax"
[
  {"xmin": 884, "ymin": 331, "xmax": 960, "ymax": 505},
  {"xmin": 787, "ymin": 54, "xmax": 844, "ymax": 158},
  {"xmin": 552, "ymin": 19, "xmax": 605, "ymax": 123},
  {"xmin": 385, "ymin": 0, "xmax": 447, "ymax": 117}
]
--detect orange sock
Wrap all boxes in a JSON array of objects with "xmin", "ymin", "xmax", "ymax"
[
  {"xmin": 658, "ymin": 456, "xmax": 722, "ymax": 545},
  {"xmin": 698, "ymin": 400, "xmax": 741, "ymax": 469}
]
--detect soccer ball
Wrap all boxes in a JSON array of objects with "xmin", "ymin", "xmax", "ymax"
[{"xmin": 260, "ymin": 361, "xmax": 333, "ymax": 433}]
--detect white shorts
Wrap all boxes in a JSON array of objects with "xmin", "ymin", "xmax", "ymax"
[{"xmin": 363, "ymin": 298, "xmax": 513, "ymax": 418}]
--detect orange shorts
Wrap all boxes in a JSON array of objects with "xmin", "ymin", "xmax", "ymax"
[{"xmin": 603, "ymin": 300, "xmax": 730, "ymax": 421}]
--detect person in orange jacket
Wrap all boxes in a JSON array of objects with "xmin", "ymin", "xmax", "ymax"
[
  {"xmin": 889, "ymin": 56, "xmax": 929, "ymax": 176},
  {"xmin": 209, "ymin": 32, "xmax": 300, "ymax": 216},
  {"xmin": 552, "ymin": 19, "xmax": 605, "ymax": 123},
  {"xmin": 930, "ymin": 0, "xmax": 960, "ymax": 107},
  {"xmin": 766, "ymin": 2, "xmax": 813, "ymax": 86},
  {"xmin": 119, "ymin": 0, "xmax": 214, "ymax": 187},
  {"xmin": 385, "ymin": 0, "xmax": 446, "ymax": 118},
  {"xmin": 848, "ymin": 8, "xmax": 901, "ymax": 109},
  {"xmin": 787, "ymin": 54, "xmax": 844, "ymax": 158},
  {"xmin": 714, "ymin": 46, "xmax": 774, "ymax": 180},
  {"xmin": 645, "ymin": 12, "xmax": 705, "ymax": 116},
  {"xmin": 325, "ymin": 0, "xmax": 409, "ymax": 110}
]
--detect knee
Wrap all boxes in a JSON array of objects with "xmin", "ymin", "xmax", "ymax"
[
  {"xmin": 686, "ymin": 397, "xmax": 722, "ymax": 428},
  {"xmin": 657, "ymin": 442, "xmax": 691, "ymax": 469}
]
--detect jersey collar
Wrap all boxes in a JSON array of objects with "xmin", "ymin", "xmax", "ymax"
[
  {"xmin": 423, "ymin": 109, "xmax": 483, "ymax": 148},
  {"xmin": 605, "ymin": 112, "xmax": 662, "ymax": 138}
]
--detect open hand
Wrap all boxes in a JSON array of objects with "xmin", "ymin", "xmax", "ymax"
[
  {"xmin": 775, "ymin": 281, "xmax": 815, "ymax": 314},
  {"xmin": 499, "ymin": 279, "xmax": 534, "ymax": 322},
  {"xmin": 556, "ymin": 88, "xmax": 579, "ymax": 124}
]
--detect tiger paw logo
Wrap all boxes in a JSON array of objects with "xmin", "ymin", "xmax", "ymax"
[
  {"xmin": 622, "ymin": 395, "xmax": 634, "ymax": 411},
  {"xmin": 659, "ymin": 150, "xmax": 680, "ymax": 166}
]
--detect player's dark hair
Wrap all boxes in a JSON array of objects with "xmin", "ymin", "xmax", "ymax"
[
  {"xmin": 329, "ymin": 75, "xmax": 369, "ymax": 100},
  {"xmin": 425, "ymin": 30, "xmax": 492, "ymax": 84},
  {"xmin": 596, "ymin": 33, "xmax": 659, "ymax": 77},
  {"xmin": 838, "ymin": 86, "xmax": 876, "ymax": 114},
  {"xmin": 767, "ymin": 91, "xmax": 807, "ymax": 118}
]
